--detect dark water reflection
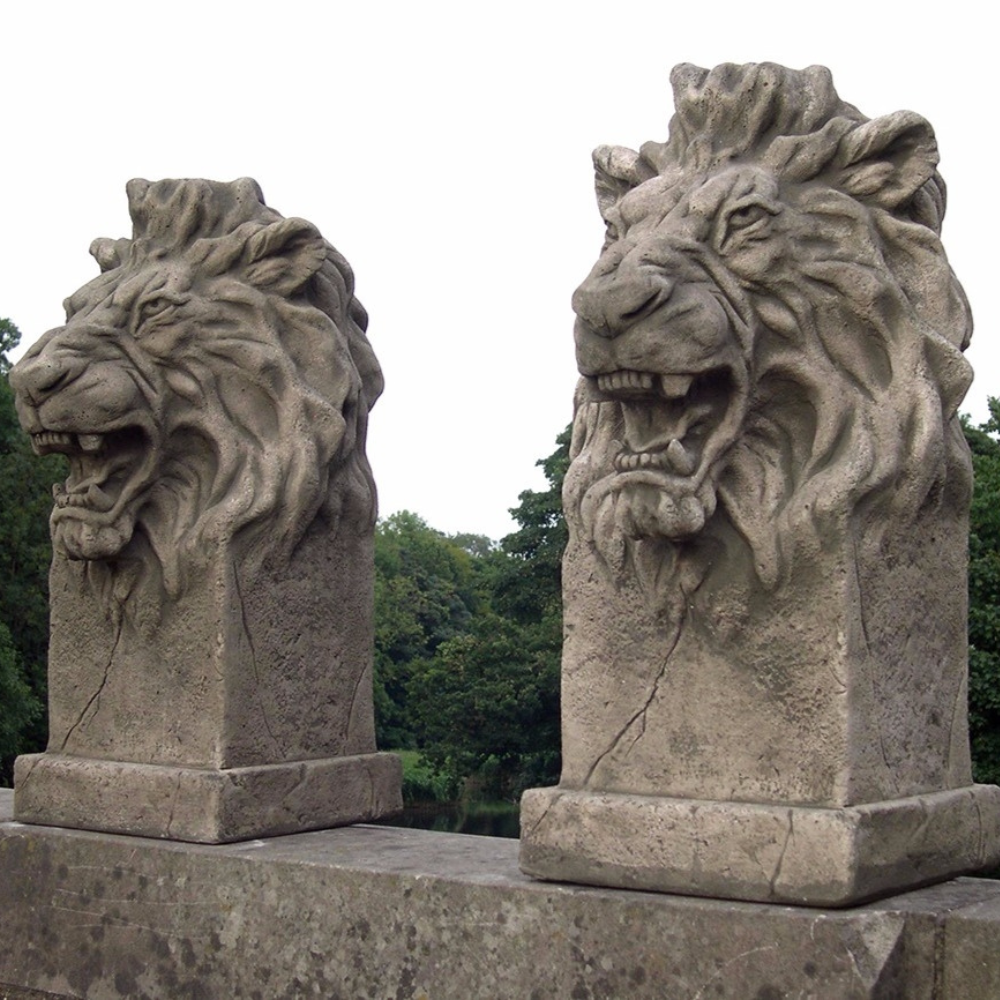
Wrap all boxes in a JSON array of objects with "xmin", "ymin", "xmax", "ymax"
[{"xmin": 375, "ymin": 802, "xmax": 520, "ymax": 839}]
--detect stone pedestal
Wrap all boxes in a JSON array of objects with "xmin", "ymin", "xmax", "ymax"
[
  {"xmin": 14, "ymin": 752, "xmax": 401, "ymax": 844},
  {"xmin": 14, "ymin": 521, "xmax": 401, "ymax": 843},
  {"xmin": 519, "ymin": 63, "xmax": 1000, "ymax": 905},
  {"xmin": 521, "ymin": 787, "xmax": 1000, "ymax": 908},
  {"xmin": 520, "ymin": 516, "xmax": 1000, "ymax": 905}
]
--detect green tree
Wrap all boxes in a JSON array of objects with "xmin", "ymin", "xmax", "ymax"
[
  {"xmin": 410, "ymin": 614, "xmax": 560, "ymax": 800},
  {"xmin": 490, "ymin": 426, "xmax": 570, "ymax": 626},
  {"xmin": 0, "ymin": 622, "xmax": 41, "ymax": 770},
  {"xmin": 403, "ymin": 430, "xmax": 569, "ymax": 799},
  {"xmin": 0, "ymin": 319, "xmax": 66, "ymax": 784},
  {"xmin": 372, "ymin": 511, "xmax": 489, "ymax": 748},
  {"xmin": 965, "ymin": 399, "xmax": 1000, "ymax": 785}
]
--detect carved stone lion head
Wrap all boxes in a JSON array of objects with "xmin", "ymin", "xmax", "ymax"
[
  {"xmin": 566, "ymin": 63, "xmax": 973, "ymax": 593},
  {"xmin": 11, "ymin": 178, "xmax": 382, "ymax": 601}
]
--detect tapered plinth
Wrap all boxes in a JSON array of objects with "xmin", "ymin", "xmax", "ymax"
[{"xmin": 16, "ymin": 520, "xmax": 401, "ymax": 841}]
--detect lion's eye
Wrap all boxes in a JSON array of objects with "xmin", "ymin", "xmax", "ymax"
[
  {"xmin": 726, "ymin": 202, "xmax": 773, "ymax": 235},
  {"xmin": 135, "ymin": 296, "xmax": 177, "ymax": 330},
  {"xmin": 718, "ymin": 200, "xmax": 777, "ymax": 251},
  {"xmin": 727, "ymin": 204, "xmax": 769, "ymax": 232}
]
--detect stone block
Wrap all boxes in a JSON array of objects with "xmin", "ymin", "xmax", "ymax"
[
  {"xmin": 3, "ymin": 793, "xmax": 1000, "ymax": 999},
  {"xmin": 939, "ymin": 891, "xmax": 1000, "ymax": 996},
  {"xmin": 13, "ymin": 751, "xmax": 402, "ymax": 843},
  {"xmin": 520, "ymin": 785, "xmax": 1000, "ymax": 906}
]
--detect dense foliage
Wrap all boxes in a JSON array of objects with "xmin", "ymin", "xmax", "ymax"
[
  {"xmin": 372, "ymin": 510, "xmax": 488, "ymax": 749},
  {"xmin": 0, "ymin": 320, "xmax": 66, "ymax": 784},
  {"xmin": 964, "ymin": 400, "xmax": 1000, "ymax": 785},
  {"xmin": 373, "ymin": 430, "xmax": 568, "ymax": 800}
]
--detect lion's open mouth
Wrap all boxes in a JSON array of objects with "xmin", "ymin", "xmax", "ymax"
[
  {"xmin": 593, "ymin": 368, "xmax": 740, "ymax": 481},
  {"xmin": 33, "ymin": 427, "xmax": 153, "ymax": 522}
]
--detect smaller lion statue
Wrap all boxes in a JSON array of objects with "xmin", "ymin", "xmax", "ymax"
[{"xmin": 11, "ymin": 177, "xmax": 382, "ymax": 609}]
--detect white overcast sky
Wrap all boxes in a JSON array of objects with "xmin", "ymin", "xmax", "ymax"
[{"xmin": 3, "ymin": 2, "xmax": 995, "ymax": 541}]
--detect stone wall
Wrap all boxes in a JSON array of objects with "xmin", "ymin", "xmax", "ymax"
[{"xmin": 3, "ymin": 791, "xmax": 999, "ymax": 999}]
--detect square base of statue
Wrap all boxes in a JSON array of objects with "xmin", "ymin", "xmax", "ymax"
[
  {"xmin": 519, "ymin": 784, "xmax": 1000, "ymax": 908},
  {"xmin": 13, "ymin": 751, "xmax": 402, "ymax": 844}
]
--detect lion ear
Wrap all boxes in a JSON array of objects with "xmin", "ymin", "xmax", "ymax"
[
  {"xmin": 242, "ymin": 218, "xmax": 327, "ymax": 295},
  {"xmin": 836, "ymin": 111, "xmax": 939, "ymax": 210},
  {"xmin": 593, "ymin": 145, "xmax": 654, "ymax": 217},
  {"xmin": 89, "ymin": 237, "xmax": 131, "ymax": 273}
]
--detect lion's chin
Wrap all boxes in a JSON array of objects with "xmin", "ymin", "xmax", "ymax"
[
  {"xmin": 53, "ymin": 511, "xmax": 137, "ymax": 562},
  {"xmin": 580, "ymin": 474, "xmax": 718, "ymax": 579}
]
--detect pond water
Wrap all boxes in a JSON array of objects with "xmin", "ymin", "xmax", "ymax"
[{"xmin": 375, "ymin": 802, "xmax": 520, "ymax": 839}]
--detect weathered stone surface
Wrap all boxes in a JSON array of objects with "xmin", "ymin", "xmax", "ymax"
[
  {"xmin": 940, "ymin": 890, "xmax": 1000, "ymax": 997},
  {"xmin": 0, "ymin": 986, "xmax": 68, "ymax": 1000},
  {"xmin": 2, "ymin": 793, "xmax": 1000, "ymax": 1000},
  {"xmin": 520, "ymin": 62, "xmax": 1000, "ymax": 905},
  {"xmin": 13, "ymin": 751, "xmax": 402, "ymax": 842},
  {"xmin": 521, "ymin": 785, "xmax": 1000, "ymax": 907},
  {"xmin": 8, "ymin": 179, "xmax": 400, "ymax": 840}
]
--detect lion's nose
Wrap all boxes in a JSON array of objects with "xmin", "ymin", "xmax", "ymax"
[
  {"xmin": 572, "ymin": 273, "xmax": 676, "ymax": 338},
  {"xmin": 9, "ymin": 343, "xmax": 87, "ymax": 406}
]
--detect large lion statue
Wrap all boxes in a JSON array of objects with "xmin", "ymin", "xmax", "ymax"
[
  {"xmin": 11, "ymin": 177, "xmax": 382, "ymax": 606},
  {"xmin": 566, "ymin": 62, "xmax": 973, "ymax": 600},
  {"xmin": 520, "ymin": 67, "xmax": 993, "ymax": 904}
]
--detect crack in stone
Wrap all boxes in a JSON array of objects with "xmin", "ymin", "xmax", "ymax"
[
  {"xmin": 903, "ymin": 796, "xmax": 931, "ymax": 866},
  {"xmin": 59, "ymin": 614, "xmax": 124, "ymax": 751},
  {"xmin": 232, "ymin": 561, "xmax": 280, "ymax": 753},
  {"xmin": 14, "ymin": 754, "xmax": 41, "ymax": 790},
  {"xmin": 522, "ymin": 793, "xmax": 558, "ymax": 841},
  {"xmin": 854, "ymin": 551, "xmax": 898, "ymax": 796},
  {"xmin": 165, "ymin": 773, "xmax": 183, "ymax": 837},
  {"xmin": 843, "ymin": 940, "xmax": 865, "ymax": 986},
  {"xmin": 283, "ymin": 763, "xmax": 309, "ymax": 822},
  {"xmin": 971, "ymin": 789, "xmax": 985, "ymax": 863},
  {"xmin": 346, "ymin": 661, "xmax": 369, "ymax": 747},
  {"xmin": 768, "ymin": 809, "xmax": 794, "ymax": 898},
  {"xmin": 583, "ymin": 609, "xmax": 686, "ymax": 786},
  {"xmin": 690, "ymin": 945, "xmax": 779, "ymax": 1000}
]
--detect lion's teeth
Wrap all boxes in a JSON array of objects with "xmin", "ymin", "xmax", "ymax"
[
  {"xmin": 666, "ymin": 438, "xmax": 696, "ymax": 475},
  {"xmin": 597, "ymin": 370, "xmax": 656, "ymax": 393},
  {"xmin": 33, "ymin": 431, "xmax": 74, "ymax": 454},
  {"xmin": 659, "ymin": 374, "xmax": 694, "ymax": 399},
  {"xmin": 78, "ymin": 434, "xmax": 104, "ymax": 453}
]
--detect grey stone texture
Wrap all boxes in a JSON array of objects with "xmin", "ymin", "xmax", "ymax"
[
  {"xmin": 12, "ymin": 752, "xmax": 402, "ymax": 843},
  {"xmin": 2, "ymin": 793, "xmax": 1000, "ymax": 1000},
  {"xmin": 520, "ymin": 62, "xmax": 1000, "ymax": 904},
  {"xmin": 8, "ymin": 178, "xmax": 400, "ymax": 841},
  {"xmin": 521, "ymin": 786, "xmax": 1000, "ymax": 907}
]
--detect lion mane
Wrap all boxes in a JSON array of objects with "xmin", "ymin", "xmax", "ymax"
[
  {"xmin": 12, "ymin": 177, "xmax": 382, "ymax": 609},
  {"xmin": 565, "ymin": 63, "xmax": 973, "ymax": 598}
]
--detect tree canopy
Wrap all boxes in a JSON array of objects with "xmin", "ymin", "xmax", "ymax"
[
  {"xmin": 0, "ymin": 319, "xmax": 66, "ymax": 783},
  {"xmin": 965, "ymin": 399, "xmax": 1000, "ymax": 785},
  {"xmin": 371, "ymin": 431, "xmax": 569, "ymax": 799}
]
